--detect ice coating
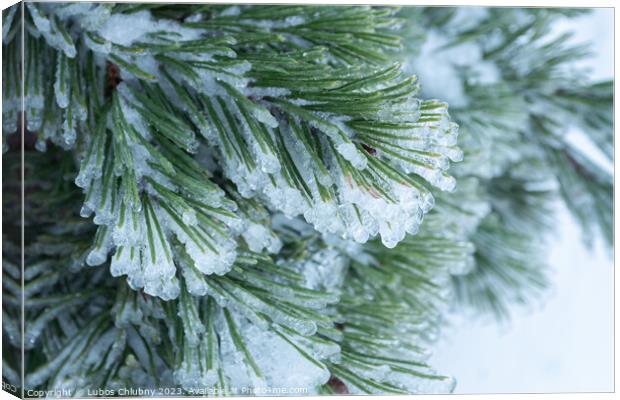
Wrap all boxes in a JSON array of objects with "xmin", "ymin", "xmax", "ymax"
[
  {"xmin": 54, "ymin": 54, "xmax": 70, "ymax": 109},
  {"xmin": 26, "ymin": 3, "xmax": 76, "ymax": 58},
  {"xmin": 336, "ymin": 142, "xmax": 368, "ymax": 170},
  {"xmin": 234, "ymin": 316, "xmax": 330, "ymax": 389},
  {"xmin": 55, "ymin": 3, "xmax": 113, "ymax": 31},
  {"xmin": 242, "ymin": 223, "xmax": 283, "ymax": 254},
  {"xmin": 174, "ymin": 304, "xmax": 332, "ymax": 392},
  {"xmin": 62, "ymin": 109, "xmax": 77, "ymax": 147},
  {"xmin": 97, "ymin": 11, "xmax": 201, "ymax": 47},
  {"xmin": 201, "ymin": 91, "xmax": 460, "ymax": 248},
  {"xmin": 27, "ymin": 1, "xmax": 462, "ymax": 252},
  {"xmin": 291, "ymin": 244, "xmax": 349, "ymax": 294},
  {"xmin": 19, "ymin": 1, "xmax": 464, "ymax": 261},
  {"xmin": 159, "ymin": 204, "xmax": 237, "ymax": 277},
  {"xmin": 2, "ymin": 5, "xmax": 17, "ymax": 43}
]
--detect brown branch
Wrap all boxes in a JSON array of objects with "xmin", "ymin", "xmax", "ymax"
[
  {"xmin": 105, "ymin": 61, "xmax": 122, "ymax": 97},
  {"xmin": 327, "ymin": 375, "xmax": 349, "ymax": 394}
]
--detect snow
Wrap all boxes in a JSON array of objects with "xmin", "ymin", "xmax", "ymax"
[
  {"xmin": 97, "ymin": 10, "xmax": 200, "ymax": 47},
  {"xmin": 26, "ymin": 3, "xmax": 77, "ymax": 58},
  {"xmin": 336, "ymin": 142, "xmax": 367, "ymax": 170}
]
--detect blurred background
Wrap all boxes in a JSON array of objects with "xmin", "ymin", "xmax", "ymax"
[{"xmin": 430, "ymin": 8, "xmax": 614, "ymax": 393}]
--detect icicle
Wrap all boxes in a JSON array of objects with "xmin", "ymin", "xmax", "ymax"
[
  {"xmin": 86, "ymin": 226, "xmax": 113, "ymax": 266},
  {"xmin": 179, "ymin": 262, "xmax": 209, "ymax": 296},
  {"xmin": 54, "ymin": 53, "xmax": 70, "ymax": 109},
  {"xmin": 242, "ymin": 223, "xmax": 283, "ymax": 254},
  {"xmin": 62, "ymin": 107, "xmax": 77, "ymax": 147},
  {"xmin": 141, "ymin": 201, "xmax": 180, "ymax": 300}
]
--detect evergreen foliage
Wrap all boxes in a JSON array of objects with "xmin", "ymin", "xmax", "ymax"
[{"xmin": 2, "ymin": 4, "xmax": 613, "ymax": 395}]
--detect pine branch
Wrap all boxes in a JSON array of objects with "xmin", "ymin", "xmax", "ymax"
[{"xmin": 2, "ymin": 3, "xmax": 613, "ymax": 395}]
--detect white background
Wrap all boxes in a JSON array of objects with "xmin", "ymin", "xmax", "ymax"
[{"xmin": 430, "ymin": 9, "xmax": 614, "ymax": 393}]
